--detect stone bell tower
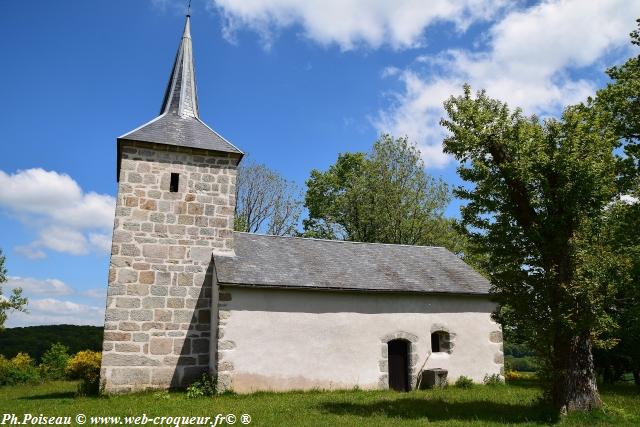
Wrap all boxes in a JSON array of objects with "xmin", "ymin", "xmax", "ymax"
[{"xmin": 101, "ymin": 15, "xmax": 243, "ymax": 393}]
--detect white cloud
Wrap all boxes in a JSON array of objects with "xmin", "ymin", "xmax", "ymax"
[
  {"xmin": 14, "ymin": 244, "xmax": 46, "ymax": 260},
  {"xmin": 374, "ymin": 0, "xmax": 640, "ymax": 167},
  {"xmin": 88, "ymin": 232, "xmax": 113, "ymax": 253},
  {"xmin": 5, "ymin": 276, "xmax": 73, "ymax": 296},
  {"xmin": 38, "ymin": 226, "xmax": 90, "ymax": 256},
  {"xmin": 81, "ymin": 288, "xmax": 107, "ymax": 300},
  {"xmin": 375, "ymin": 72, "xmax": 461, "ymax": 167},
  {"xmin": 3, "ymin": 275, "xmax": 106, "ymax": 327},
  {"xmin": 210, "ymin": 0, "xmax": 510, "ymax": 50},
  {"xmin": 0, "ymin": 168, "xmax": 115, "ymax": 257},
  {"xmin": 203, "ymin": 0, "xmax": 639, "ymax": 167},
  {"xmin": 6, "ymin": 298, "xmax": 104, "ymax": 327}
]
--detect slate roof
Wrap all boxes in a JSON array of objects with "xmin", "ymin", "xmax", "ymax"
[
  {"xmin": 119, "ymin": 114, "xmax": 240, "ymax": 153},
  {"xmin": 214, "ymin": 232, "xmax": 491, "ymax": 295},
  {"xmin": 117, "ymin": 16, "xmax": 242, "ymax": 156}
]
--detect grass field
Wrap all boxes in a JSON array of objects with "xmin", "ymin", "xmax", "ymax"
[{"xmin": 0, "ymin": 379, "xmax": 638, "ymax": 426}]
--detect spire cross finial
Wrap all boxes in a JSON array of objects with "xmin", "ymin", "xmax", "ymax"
[{"xmin": 186, "ymin": 0, "xmax": 192, "ymax": 17}]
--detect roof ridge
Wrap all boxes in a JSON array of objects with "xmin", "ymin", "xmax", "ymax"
[{"xmin": 233, "ymin": 231, "xmax": 447, "ymax": 250}]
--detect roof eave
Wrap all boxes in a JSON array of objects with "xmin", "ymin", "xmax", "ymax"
[{"xmin": 217, "ymin": 281, "xmax": 492, "ymax": 297}]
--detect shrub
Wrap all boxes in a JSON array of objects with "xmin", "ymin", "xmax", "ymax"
[
  {"xmin": 186, "ymin": 373, "xmax": 217, "ymax": 398},
  {"xmin": 454, "ymin": 375, "xmax": 474, "ymax": 388},
  {"xmin": 0, "ymin": 353, "xmax": 40, "ymax": 385},
  {"xmin": 483, "ymin": 373, "xmax": 505, "ymax": 386},
  {"xmin": 10, "ymin": 352, "xmax": 34, "ymax": 369},
  {"xmin": 505, "ymin": 370, "xmax": 525, "ymax": 382},
  {"xmin": 66, "ymin": 351, "xmax": 101, "ymax": 395},
  {"xmin": 0, "ymin": 355, "xmax": 11, "ymax": 385},
  {"xmin": 40, "ymin": 343, "xmax": 70, "ymax": 380}
]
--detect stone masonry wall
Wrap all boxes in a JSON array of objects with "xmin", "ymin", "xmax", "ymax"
[{"xmin": 101, "ymin": 141, "xmax": 239, "ymax": 393}]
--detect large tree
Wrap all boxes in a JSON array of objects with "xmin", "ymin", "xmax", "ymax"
[
  {"xmin": 0, "ymin": 249, "xmax": 28, "ymax": 331},
  {"xmin": 593, "ymin": 197, "xmax": 640, "ymax": 386},
  {"xmin": 304, "ymin": 135, "xmax": 461, "ymax": 251},
  {"xmin": 596, "ymin": 18, "xmax": 640, "ymax": 185},
  {"xmin": 590, "ymin": 20, "xmax": 640, "ymax": 386},
  {"xmin": 234, "ymin": 160, "xmax": 303, "ymax": 236},
  {"xmin": 441, "ymin": 86, "xmax": 621, "ymax": 412}
]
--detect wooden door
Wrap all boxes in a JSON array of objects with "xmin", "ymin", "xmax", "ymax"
[{"xmin": 388, "ymin": 339, "xmax": 409, "ymax": 392}]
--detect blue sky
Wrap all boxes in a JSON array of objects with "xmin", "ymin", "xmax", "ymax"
[{"xmin": 1, "ymin": 0, "xmax": 638, "ymax": 326}]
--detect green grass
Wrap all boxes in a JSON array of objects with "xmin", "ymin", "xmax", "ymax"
[{"xmin": 0, "ymin": 380, "xmax": 638, "ymax": 426}]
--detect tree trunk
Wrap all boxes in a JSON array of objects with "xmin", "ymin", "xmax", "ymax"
[
  {"xmin": 552, "ymin": 333, "xmax": 603, "ymax": 413},
  {"xmin": 633, "ymin": 369, "xmax": 640, "ymax": 387}
]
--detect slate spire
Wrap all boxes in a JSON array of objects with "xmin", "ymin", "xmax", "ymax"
[
  {"xmin": 117, "ymin": 15, "xmax": 242, "ymax": 166},
  {"xmin": 160, "ymin": 16, "xmax": 199, "ymax": 118}
]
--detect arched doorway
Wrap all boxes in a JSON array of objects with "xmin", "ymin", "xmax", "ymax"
[{"xmin": 388, "ymin": 339, "xmax": 410, "ymax": 392}]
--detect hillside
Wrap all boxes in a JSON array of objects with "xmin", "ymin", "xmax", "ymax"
[{"xmin": 0, "ymin": 325, "xmax": 103, "ymax": 361}]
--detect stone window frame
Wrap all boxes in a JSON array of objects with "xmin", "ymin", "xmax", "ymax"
[
  {"xmin": 378, "ymin": 331, "xmax": 419, "ymax": 390},
  {"xmin": 430, "ymin": 323, "xmax": 456, "ymax": 355}
]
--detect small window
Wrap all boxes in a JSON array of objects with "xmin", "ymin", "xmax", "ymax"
[
  {"xmin": 170, "ymin": 173, "xmax": 179, "ymax": 192},
  {"xmin": 431, "ymin": 333, "xmax": 441, "ymax": 352},
  {"xmin": 431, "ymin": 331, "xmax": 450, "ymax": 353}
]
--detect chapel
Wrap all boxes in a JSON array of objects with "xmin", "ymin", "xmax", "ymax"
[{"xmin": 100, "ymin": 15, "xmax": 503, "ymax": 393}]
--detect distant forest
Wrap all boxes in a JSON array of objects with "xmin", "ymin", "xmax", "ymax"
[{"xmin": 0, "ymin": 325, "xmax": 103, "ymax": 361}]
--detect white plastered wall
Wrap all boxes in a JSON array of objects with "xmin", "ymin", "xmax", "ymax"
[{"xmin": 216, "ymin": 286, "xmax": 503, "ymax": 393}]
